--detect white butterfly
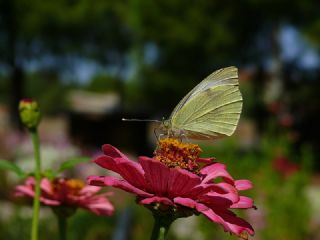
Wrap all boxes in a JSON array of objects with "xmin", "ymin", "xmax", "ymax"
[{"xmin": 161, "ymin": 66, "xmax": 242, "ymax": 140}]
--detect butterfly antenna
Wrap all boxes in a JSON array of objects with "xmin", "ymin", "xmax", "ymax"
[{"xmin": 122, "ymin": 118, "xmax": 162, "ymax": 123}]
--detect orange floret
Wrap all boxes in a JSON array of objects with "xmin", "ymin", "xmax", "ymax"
[{"xmin": 154, "ymin": 138, "xmax": 202, "ymax": 172}]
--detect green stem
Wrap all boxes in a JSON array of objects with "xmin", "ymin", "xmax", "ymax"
[
  {"xmin": 150, "ymin": 216, "xmax": 173, "ymax": 240},
  {"xmin": 30, "ymin": 129, "xmax": 41, "ymax": 240},
  {"xmin": 58, "ymin": 215, "xmax": 67, "ymax": 240}
]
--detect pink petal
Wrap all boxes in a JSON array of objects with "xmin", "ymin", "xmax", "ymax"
[
  {"xmin": 206, "ymin": 183, "xmax": 239, "ymax": 203},
  {"xmin": 15, "ymin": 177, "xmax": 60, "ymax": 206},
  {"xmin": 24, "ymin": 177, "xmax": 34, "ymax": 185},
  {"xmin": 230, "ymin": 196, "xmax": 254, "ymax": 209},
  {"xmin": 15, "ymin": 185, "xmax": 60, "ymax": 206},
  {"xmin": 189, "ymin": 182, "xmax": 229, "ymax": 198},
  {"xmin": 15, "ymin": 185, "xmax": 35, "ymax": 198},
  {"xmin": 185, "ymin": 184, "xmax": 209, "ymax": 198},
  {"xmin": 80, "ymin": 185, "xmax": 102, "ymax": 195},
  {"xmin": 200, "ymin": 163, "xmax": 234, "ymax": 184},
  {"xmin": 94, "ymin": 155, "xmax": 146, "ymax": 190},
  {"xmin": 197, "ymin": 157, "xmax": 215, "ymax": 164},
  {"xmin": 40, "ymin": 198, "xmax": 61, "ymax": 205},
  {"xmin": 174, "ymin": 197, "xmax": 203, "ymax": 209},
  {"xmin": 214, "ymin": 209, "xmax": 254, "ymax": 236},
  {"xmin": 102, "ymin": 144, "xmax": 130, "ymax": 159},
  {"xmin": 40, "ymin": 179, "xmax": 56, "ymax": 201},
  {"xmin": 139, "ymin": 157, "xmax": 170, "ymax": 196},
  {"xmin": 235, "ymin": 180, "xmax": 253, "ymax": 191},
  {"xmin": 82, "ymin": 196, "xmax": 114, "ymax": 216},
  {"xmin": 87, "ymin": 175, "xmax": 153, "ymax": 198},
  {"xmin": 197, "ymin": 204, "xmax": 254, "ymax": 236},
  {"xmin": 139, "ymin": 196, "xmax": 173, "ymax": 205},
  {"xmin": 20, "ymin": 177, "xmax": 54, "ymax": 196},
  {"xmin": 40, "ymin": 178, "xmax": 53, "ymax": 193},
  {"xmin": 198, "ymin": 195, "xmax": 233, "ymax": 208},
  {"xmin": 167, "ymin": 168, "xmax": 201, "ymax": 199}
]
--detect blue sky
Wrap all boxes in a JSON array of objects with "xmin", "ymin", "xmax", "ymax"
[{"xmin": 280, "ymin": 25, "xmax": 319, "ymax": 69}]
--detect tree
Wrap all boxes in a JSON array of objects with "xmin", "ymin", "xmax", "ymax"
[
  {"xmin": 0, "ymin": 0, "xmax": 131, "ymax": 126},
  {"xmin": 122, "ymin": 0, "xmax": 319, "ymax": 113}
]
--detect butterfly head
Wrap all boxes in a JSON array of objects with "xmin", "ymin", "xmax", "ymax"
[{"xmin": 159, "ymin": 119, "xmax": 176, "ymax": 138}]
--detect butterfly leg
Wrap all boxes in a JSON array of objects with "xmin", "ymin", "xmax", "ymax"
[
  {"xmin": 179, "ymin": 131, "xmax": 190, "ymax": 143},
  {"xmin": 154, "ymin": 127, "xmax": 168, "ymax": 143},
  {"xmin": 153, "ymin": 127, "xmax": 161, "ymax": 143}
]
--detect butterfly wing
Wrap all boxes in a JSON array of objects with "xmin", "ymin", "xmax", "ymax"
[
  {"xmin": 170, "ymin": 66, "xmax": 239, "ymax": 119},
  {"xmin": 170, "ymin": 67, "xmax": 242, "ymax": 139}
]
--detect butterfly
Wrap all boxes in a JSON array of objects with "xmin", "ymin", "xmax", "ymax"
[{"xmin": 161, "ymin": 66, "xmax": 242, "ymax": 140}]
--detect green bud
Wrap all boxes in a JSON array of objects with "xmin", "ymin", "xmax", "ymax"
[{"xmin": 19, "ymin": 99, "xmax": 41, "ymax": 130}]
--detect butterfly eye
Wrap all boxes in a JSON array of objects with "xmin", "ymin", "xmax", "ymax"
[{"xmin": 163, "ymin": 120, "xmax": 170, "ymax": 128}]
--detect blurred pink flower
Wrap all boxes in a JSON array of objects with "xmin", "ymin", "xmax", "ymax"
[
  {"xmin": 267, "ymin": 101, "xmax": 282, "ymax": 114},
  {"xmin": 88, "ymin": 139, "xmax": 255, "ymax": 237},
  {"xmin": 279, "ymin": 113, "xmax": 294, "ymax": 128},
  {"xmin": 273, "ymin": 155, "xmax": 300, "ymax": 177},
  {"xmin": 15, "ymin": 177, "xmax": 114, "ymax": 216}
]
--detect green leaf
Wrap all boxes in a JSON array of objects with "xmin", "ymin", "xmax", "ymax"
[
  {"xmin": 0, "ymin": 159, "xmax": 26, "ymax": 178},
  {"xmin": 43, "ymin": 169, "xmax": 57, "ymax": 180},
  {"xmin": 58, "ymin": 157, "xmax": 90, "ymax": 172}
]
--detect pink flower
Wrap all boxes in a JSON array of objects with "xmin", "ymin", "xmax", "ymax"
[
  {"xmin": 87, "ymin": 138, "xmax": 255, "ymax": 237},
  {"xmin": 273, "ymin": 155, "xmax": 300, "ymax": 177},
  {"xmin": 15, "ymin": 177, "xmax": 114, "ymax": 216}
]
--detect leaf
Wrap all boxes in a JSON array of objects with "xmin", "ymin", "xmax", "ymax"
[
  {"xmin": 42, "ymin": 169, "xmax": 57, "ymax": 180},
  {"xmin": 0, "ymin": 159, "xmax": 26, "ymax": 178},
  {"xmin": 58, "ymin": 157, "xmax": 91, "ymax": 172}
]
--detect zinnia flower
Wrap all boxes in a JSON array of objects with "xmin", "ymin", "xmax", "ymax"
[
  {"xmin": 87, "ymin": 138, "xmax": 254, "ymax": 237},
  {"xmin": 15, "ymin": 176, "xmax": 114, "ymax": 216}
]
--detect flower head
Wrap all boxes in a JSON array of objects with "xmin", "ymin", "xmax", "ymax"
[
  {"xmin": 87, "ymin": 138, "xmax": 255, "ymax": 237},
  {"xmin": 15, "ymin": 177, "xmax": 114, "ymax": 216},
  {"xmin": 19, "ymin": 99, "xmax": 41, "ymax": 130},
  {"xmin": 154, "ymin": 138, "xmax": 203, "ymax": 172}
]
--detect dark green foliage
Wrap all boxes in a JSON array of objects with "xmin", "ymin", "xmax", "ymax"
[
  {"xmin": 0, "ymin": 159, "xmax": 26, "ymax": 178},
  {"xmin": 58, "ymin": 157, "xmax": 90, "ymax": 172},
  {"xmin": 85, "ymin": 74, "xmax": 121, "ymax": 93}
]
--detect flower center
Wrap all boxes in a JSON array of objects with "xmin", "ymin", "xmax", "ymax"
[
  {"xmin": 154, "ymin": 138, "xmax": 202, "ymax": 172},
  {"xmin": 65, "ymin": 179, "xmax": 85, "ymax": 192},
  {"xmin": 52, "ymin": 178, "xmax": 85, "ymax": 196}
]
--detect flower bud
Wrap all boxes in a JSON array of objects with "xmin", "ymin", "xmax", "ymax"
[{"xmin": 19, "ymin": 99, "xmax": 41, "ymax": 130}]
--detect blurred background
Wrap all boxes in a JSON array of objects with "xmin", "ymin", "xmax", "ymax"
[{"xmin": 0, "ymin": 0, "xmax": 319, "ymax": 239}]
